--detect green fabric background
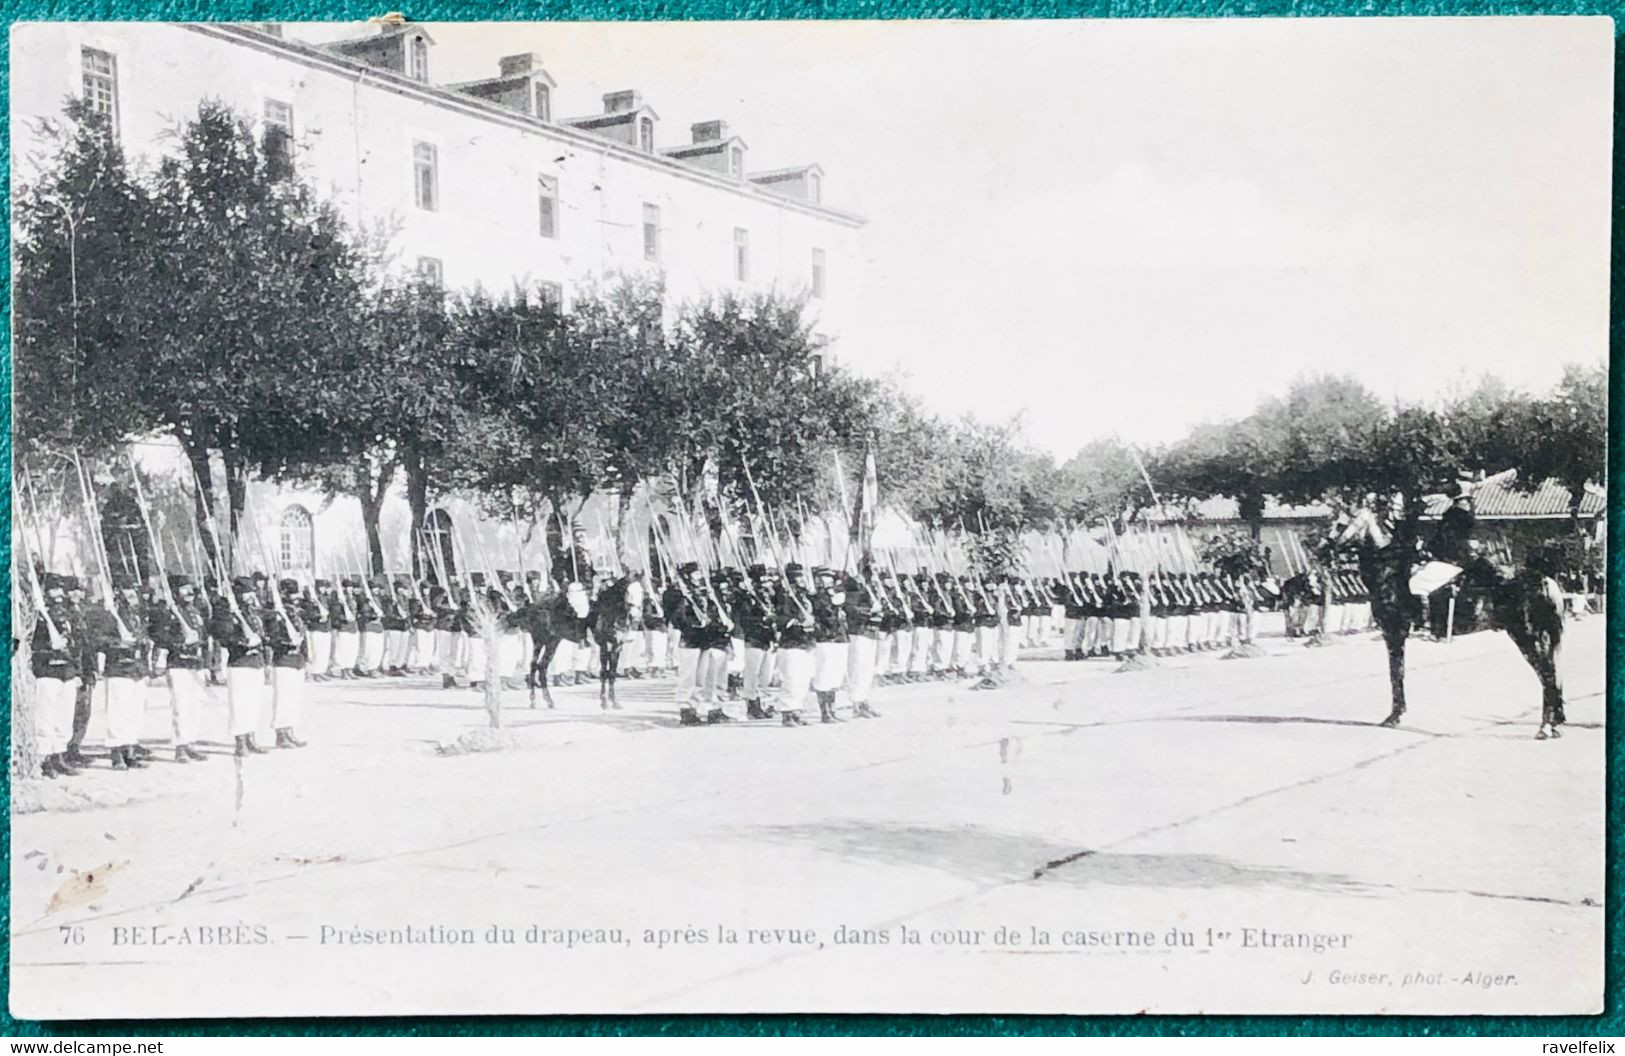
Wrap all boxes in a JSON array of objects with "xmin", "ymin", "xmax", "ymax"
[{"xmin": 0, "ymin": 1, "xmax": 1619, "ymax": 1036}]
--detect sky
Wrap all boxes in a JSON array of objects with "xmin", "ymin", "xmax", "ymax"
[{"xmin": 302, "ymin": 17, "xmax": 1612, "ymax": 456}]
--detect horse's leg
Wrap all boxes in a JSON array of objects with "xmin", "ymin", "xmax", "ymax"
[
  {"xmin": 602, "ymin": 640, "xmax": 623, "ymax": 710},
  {"xmin": 540, "ymin": 640, "xmax": 559, "ymax": 709},
  {"xmin": 528, "ymin": 639, "xmax": 541, "ymax": 708},
  {"xmin": 1379, "ymin": 621, "xmax": 1407, "ymax": 728}
]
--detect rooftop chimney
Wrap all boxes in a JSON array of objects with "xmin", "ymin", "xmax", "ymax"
[
  {"xmin": 603, "ymin": 89, "xmax": 642, "ymax": 114},
  {"xmin": 691, "ymin": 120, "xmax": 728, "ymax": 144},
  {"xmin": 499, "ymin": 53, "xmax": 543, "ymax": 76}
]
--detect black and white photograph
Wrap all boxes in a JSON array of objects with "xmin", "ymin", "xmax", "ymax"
[{"xmin": 6, "ymin": 15, "xmax": 1610, "ymax": 1018}]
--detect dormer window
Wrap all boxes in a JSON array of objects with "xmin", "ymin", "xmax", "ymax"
[
  {"xmin": 407, "ymin": 35, "xmax": 429, "ymax": 82},
  {"xmin": 533, "ymin": 82, "xmax": 552, "ymax": 121},
  {"xmin": 638, "ymin": 117, "xmax": 655, "ymax": 153},
  {"xmin": 729, "ymin": 145, "xmax": 745, "ymax": 177}
]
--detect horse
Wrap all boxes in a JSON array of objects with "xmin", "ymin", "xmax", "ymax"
[
  {"xmin": 1341, "ymin": 508, "xmax": 1567, "ymax": 739},
  {"xmin": 523, "ymin": 583, "xmax": 590, "ymax": 710},
  {"xmin": 586, "ymin": 575, "xmax": 645, "ymax": 711}
]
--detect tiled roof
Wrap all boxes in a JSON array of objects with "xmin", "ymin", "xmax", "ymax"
[{"xmin": 1424, "ymin": 477, "xmax": 1605, "ymax": 519}]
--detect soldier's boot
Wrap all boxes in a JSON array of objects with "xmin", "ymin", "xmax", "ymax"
[
  {"xmin": 234, "ymin": 735, "xmax": 250, "ymax": 758},
  {"xmin": 746, "ymin": 699, "xmax": 769, "ymax": 720},
  {"xmin": 175, "ymin": 745, "xmax": 191, "ymax": 764},
  {"xmin": 706, "ymin": 707, "xmax": 736, "ymax": 725},
  {"xmin": 111, "ymin": 746, "xmax": 129, "ymax": 771},
  {"xmin": 125, "ymin": 745, "xmax": 149, "ymax": 768},
  {"xmin": 184, "ymin": 744, "xmax": 208, "ymax": 763},
  {"xmin": 678, "ymin": 707, "xmax": 705, "ymax": 728},
  {"xmin": 854, "ymin": 702, "xmax": 881, "ymax": 719},
  {"xmin": 246, "ymin": 734, "xmax": 272, "ymax": 755},
  {"xmin": 276, "ymin": 728, "xmax": 307, "ymax": 749},
  {"xmin": 132, "ymin": 744, "xmax": 153, "ymax": 760},
  {"xmin": 65, "ymin": 747, "xmax": 91, "ymax": 768},
  {"xmin": 442, "ymin": 674, "xmax": 458, "ymax": 690},
  {"xmin": 818, "ymin": 692, "xmax": 843, "ymax": 724}
]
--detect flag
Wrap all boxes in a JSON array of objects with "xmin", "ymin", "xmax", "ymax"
[{"xmin": 860, "ymin": 445, "xmax": 879, "ymax": 554}]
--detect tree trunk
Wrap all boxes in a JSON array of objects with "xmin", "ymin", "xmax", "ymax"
[
  {"xmin": 177, "ymin": 430, "xmax": 224, "ymax": 573},
  {"xmin": 616, "ymin": 481, "xmax": 637, "ymax": 572},
  {"xmin": 404, "ymin": 447, "xmax": 430, "ymax": 578},
  {"xmin": 221, "ymin": 443, "xmax": 247, "ymax": 559},
  {"xmin": 354, "ymin": 460, "xmax": 396, "ymax": 576}
]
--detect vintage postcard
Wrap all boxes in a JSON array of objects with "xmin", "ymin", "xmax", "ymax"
[{"xmin": 7, "ymin": 16, "xmax": 1609, "ymax": 1018}]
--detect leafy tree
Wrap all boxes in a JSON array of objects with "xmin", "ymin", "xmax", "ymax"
[
  {"xmin": 14, "ymin": 102, "xmax": 160, "ymax": 455},
  {"xmin": 1492, "ymin": 363, "xmax": 1607, "ymax": 529},
  {"xmin": 1054, "ymin": 437, "xmax": 1148, "ymax": 530}
]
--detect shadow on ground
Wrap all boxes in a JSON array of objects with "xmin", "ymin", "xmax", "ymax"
[{"xmin": 739, "ymin": 820, "xmax": 1373, "ymax": 895}]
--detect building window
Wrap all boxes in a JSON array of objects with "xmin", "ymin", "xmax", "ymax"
[
  {"xmin": 811, "ymin": 248, "xmax": 826, "ymax": 299},
  {"xmin": 537, "ymin": 175, "xmax": 559, "ymax": 239},
  {"xmin": 533, "ymin": 82, "xmax": 552, "ymax": 121},
  {"xmin": 407, "ymin": 36, "xmax": 430, "ymax": 82},
  {"xmin": 413, "ymin": 141, "xmax": 438, "ymax": 211},
  {"xmin": 262, "ymin": 99, "xmax": 294, "ymax": 178},
  {"xmin": 643, "ymin": 203, "xmax": 661, "ymax": 263},
  {"xmin": 539, "ymin": 281, "xmax": 563, "ymax": 309},
  {"xmin": 416, "ymin": 255, "xmax": 443, "ymax": 288},
  {"xmin": 807, "ymin": 172, "xmax": 821, "ymax": 203},
  {"xmin": 729, "ymin": 145, "xmax": 744, "ymax": 177},
  {"xmin": 279, "ymin": 505, "xmax": 314, "ymax": 573},
  {"xmin": 638, "ymin": 116, "xmax": 654, "ymax": 153},
  {"xmin": 733, "ymin": 227, "xmax": 750, "ymax": 282},
  {"xmin": 80, "ymin": 48, "xmax": 119, "ymax": 132}
]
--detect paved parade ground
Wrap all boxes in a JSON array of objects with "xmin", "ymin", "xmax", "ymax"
[{"xmin": 9, "ymin": 619, "xmax": 1606, "ymax": 1018}]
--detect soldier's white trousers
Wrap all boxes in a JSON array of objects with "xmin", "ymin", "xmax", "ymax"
[
  {"xmin": 464, "ymin": 635, "xmax": 488, "ymax": 682},
  {"xmin": 333, "ymin": 630, "xmax": 360, "ymax": 673},
  {"xmin": 643, "ymin": 628, "xmax": 668, "ymax": 672},
  {"xmin": 743, "ymin": 646, "xmax": 776, "ymax": 703},
  {"xmin": 383, "ymin": 630, "xmax": 409, "ymax": 670},
  {"xmin": 999, "ymin": 624, "xmax": 1021, "ymax": 668},
  {"xmin": 1082, "ymin": 617, "xmax": 1102, "ymax": 655},
  {"xmin": 847, "ymin": 634, "xmax": 880, "ymax": 704},
  {"xmin": 812, "ymin": 642, "xmax": 846, "ymax": 693},
  {"xmin": 727, "ymin": 637, "xmax": 746, "ymax": 675},
  {"xmin": 102, "ymin": 676, "xmax": 143, "ymax": 747},
  {"xmin": 675, "ymin": 646, "xmax": 711, "ymax": 708},
  {"xmin": 272, "ymin": 666, "xmax": 305, "ymax": 730},
  {"xmin": 413, "ymin": 628, "xmax": 436, "ymax": 671},
  {"xmin": 909, "ymin": 626, "xmax": 933, "ymax": 674},
  {"xmin": 35, "ymin": 676, "xmax": 78, "ymax": 755},
  {"xmin": 359, "ymin": 631, "xmax": 385, "ymax": 673},
  {"xmin": 778, "ymin": 648, "xmax": 814, "ymax": 712},
  {"xmin": 547, "ymin": 639, "xmax": 574, "ymax": 678},
  {"xmin": 306, "ymin": 630, "xmax": 332, "ymax": 677},
  {"xmin": 167, "ymin": 667, "xmax": 206, "ymax": 744},
  {"xmin": 226, "ymin": 666, "xmax": 264, "ymax": 738},
  {"xmin": 953, "ymin": 630, "xmax": 976, "ymax": 672},
  {"xmin": 436, "ymin": 630, "xmax": 462, "ymax": 676},
  {"xmin": 931, "ymin": 627, "xmax": 953, "ymax": 671},
  {"xmin": 889, "ymin": 629, "xmax": 912, "ymax": 676},
  {"xmin": 499, "ymin": 631, "xmax": 524, "ymax": 681},
  {"xmin": 973, "ymin": 627, "xmax": 995, "ymax": 673}
]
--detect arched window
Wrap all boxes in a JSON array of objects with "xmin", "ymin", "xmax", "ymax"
[
  {"xmin": 279, "ymin": 505, "xmax": 314, "ymax": 573},
  {"xmin": 424, "ymin": 508, "xmax": 458, "ymax": 581}
]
